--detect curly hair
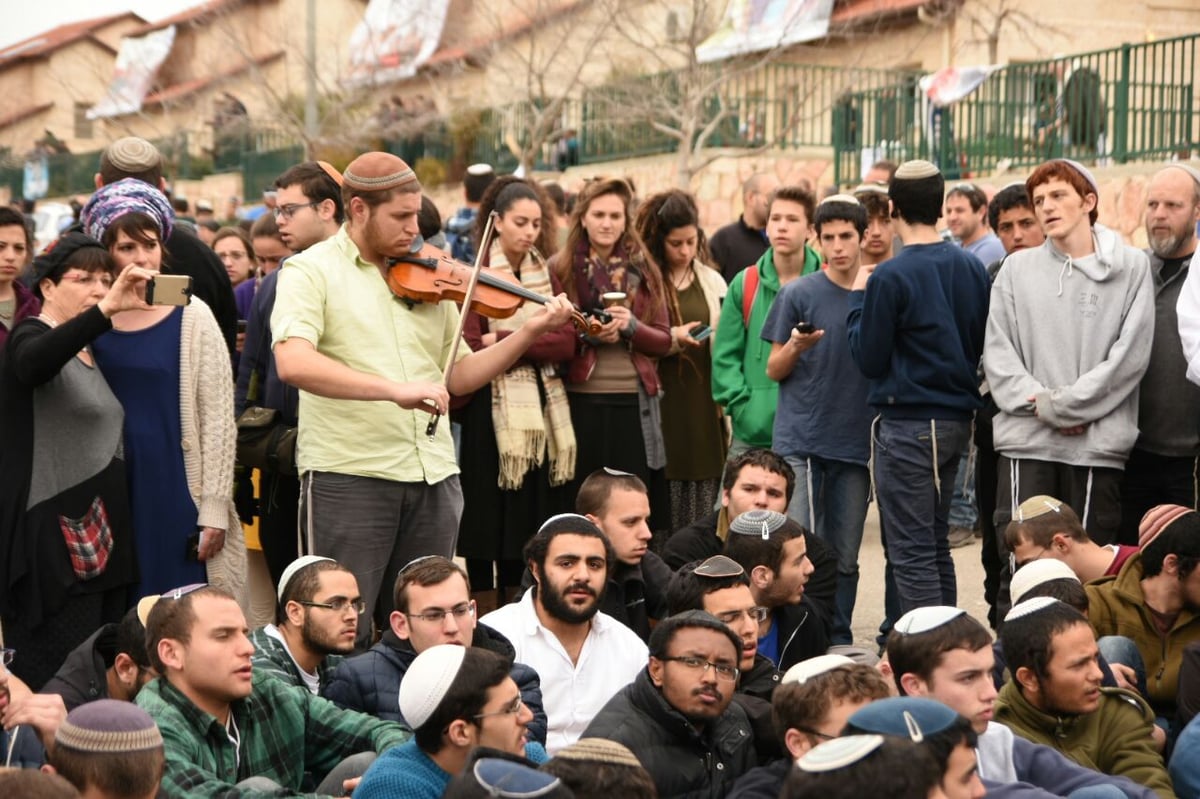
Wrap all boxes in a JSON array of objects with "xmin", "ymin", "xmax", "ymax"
[
  {"xmin": 473, "ymin": 176, "xmax": 559, "ymax": 260},
  {"xmin": 633, "ymin": 189, "xmax": 710, "ymax": 328}
]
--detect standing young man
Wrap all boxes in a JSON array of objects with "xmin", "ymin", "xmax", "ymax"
[
  {"xmin": 710, "ymin": 172, "xmax": 780, "ymax": 283},
  {"xmin": 944, "ymin": 183, "xmax": 1006, "ymax": 265},
  {"xmin": 272, "ymin": 153, "xmax": 574, "ymax": 645},
  {"xmin": 762, "ymin": 195, "xmax": 872, "ymax": 645},
  {"xmin": 847, "ymin": 160, "xmax": 991, "ymax": 614},
  {"xmin": 713, "ymin": 187, "xmax": 822, "ymax": 454},
  {"xmin": 984, "ymin": 159, "xmax": 1153, "ymax": 552}
]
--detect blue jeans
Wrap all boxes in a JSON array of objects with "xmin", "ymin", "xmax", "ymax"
[
  {"xmin": 874, "ymin": 417, "xmax": 972, "ymax": 612},
  {"xmin": 785, "ymin": 456, "xmax": 870, "ymax": 645},
  {"xmin": 949, "ymin": 441, "xmax": 978, "ymax": 528}
]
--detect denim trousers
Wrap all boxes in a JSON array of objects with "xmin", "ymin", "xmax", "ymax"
[
  {"xmin": 874, "ymin": 417, "xmax": 972, "ymax": 613},
  {"xmin": 949, "ymin": 441, "xmax": 979, "ymax": 528},
  {"xmin": 785, "ymin": 455, "xmax": 870, "ymax": 645}
]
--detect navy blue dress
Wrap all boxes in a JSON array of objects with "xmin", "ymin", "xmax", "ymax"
[{"xmin": 93, "ymin": 308, "xmax": 204, "ymax": 595}]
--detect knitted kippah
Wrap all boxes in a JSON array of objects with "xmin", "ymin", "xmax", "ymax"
[
  {"xmin": 1014, "ymin": 495, "xmax": 1065, "ymax": 523},
  {"xmin": 1010, "ymin": 559, "xmax": 1079, "ymax": 604},
  {"xmin": 893, "ymin": 160, "xmax": 940, "ymax": 180},
  {"xmin": 1004, "ymin": 596, "xmax": 1062, "ymax": 623},
  {"xmin": 104, "ymin": 137, "xmax": 162, "ymax": 173},
  {"xmin": 343, "ymin": 152, "xmax": 419, "ymax": 192},
  {"xmin": 853, "ymin": 183, "xmax": 889, "ymax": 196},
  {"xmin": 892, "ymin": 606, "xmax": 964, "ymax": 635},
  {"xmin": 399, "ymin": 645, "xmax": 466, "ymax": 729},
  {"xmin": 691, "ymin": 555, "xmax": 744, "ymax": 579},
  {"xmin": 1138, "ymin": 504, "xmax": 1193, "ymax": 549},
  {"xmin": 847, "ymin": 696, "xmax": 958, "ymax": 742},
  {"xmin": 728, "ymin": 509, "xmax": 789, "ymax": 539},
  {"xmin": 472, "ymin": 759, "xmax": 564, "ymax": 798},
  {"xmin": 316, "ymin": 160, "xmax": 345, "ymax": 187},
  {"xmin": 820, "ymin": 193, "xmax": 861, "ymax": 206},
  {"xmin": 1052, "ymin": 159, "xmax": 1100, "ymax": 196},
  {"xmin": 56, "ymin": 700, "xmax": 162, "ymax": 753},
  {"xmin": 81, "ymin": 177, "xmax": 174, "ymax": 243},
  {"xmin": 798, "ymin": 735, "xmax": 884, "ymax": 772},
  {"xmin": 781, "ymin": 654, "xmax": 854, "ymax": 685},
  {"xmin": 553, "ymin": 738, "xmax": 642, "ymax": 768},
  {"xmin": 277, "ymin": 555, "xmax": 335, "ymax": 602}
]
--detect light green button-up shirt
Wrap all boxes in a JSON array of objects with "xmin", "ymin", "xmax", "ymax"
[{"xmin": 271, "ymin": 226, "xmax": 468, "ymax": 483}]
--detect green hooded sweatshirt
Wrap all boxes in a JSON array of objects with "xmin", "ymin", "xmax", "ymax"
[{"xmin": 711, "ymin": 244, "xmax": 821, "ymax": 448}]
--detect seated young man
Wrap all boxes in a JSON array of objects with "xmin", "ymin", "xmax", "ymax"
[
  {"xmin": 783, "ymin": 735, "xmax": 942, "ymax": 799},
  {"xmin": 42, "ymin": 608, "xmax": 155, "ymax": 710},
  {"xmin": 136, "ymin": 584, "xmax": 409, "ymax": 798},
  {"xmin": 995, "ymin": 598, "xmax": 1173, "ymax": 796},
  {"xmin": 1005, "ymin": 496, "xmax": 1138, "ymax": 584},
  {"xmin": 887, "ymin": 605, "xmax": 1158, "ymax": 799},
  {"xmin": 44, "ymin": 700, "xmax": 164, "ymax": 799},
  {"xmin": 729, "ymin": 654, "xmax": 891, "ymax": 799},
  {"xmin": 354, "ymin": 645, "xmax": 546, "ymax": 799}
]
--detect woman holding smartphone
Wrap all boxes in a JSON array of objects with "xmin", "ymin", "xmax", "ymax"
[
  {"xmin": 635, "ymin": 190, "xmax": 728, "ymax": 530},
  {"xmin": 82, "ymin": 179, "xmax": 245, "ymax": 601},
  {"xmin": 549, "ymin": 178, "xmax": 672, "ymax": 530}
]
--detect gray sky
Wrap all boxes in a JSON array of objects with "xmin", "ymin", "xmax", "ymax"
[{"xmin": 2, "ymin": 1, "xmax": 200, "ymax": 50}]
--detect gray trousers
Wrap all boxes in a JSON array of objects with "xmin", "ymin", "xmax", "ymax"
[
  {"xmin": 301, "ymin": 471, "xmax": 464, "ymax": 648},
  {"xmin": 237, "ymin": 751, "xmax": 377, "ymax": 795}
]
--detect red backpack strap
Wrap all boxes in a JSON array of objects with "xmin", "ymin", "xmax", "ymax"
[{"xmin": 741, "ymin": 265, "xmax": 759, "ymax": 327}]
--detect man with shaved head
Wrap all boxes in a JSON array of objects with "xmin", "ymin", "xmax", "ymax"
[{"xmin": 710, "ymin": 172, "xmax": 780, "ymax": 282}]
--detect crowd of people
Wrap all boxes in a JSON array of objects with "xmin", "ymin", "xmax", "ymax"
[{"xmin": 1, "ymin": 131, "xmax": 1200, "ymax": 799}]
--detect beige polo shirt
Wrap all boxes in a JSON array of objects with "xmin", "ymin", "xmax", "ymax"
[{"xmin": 271, "ymin": 226, "xmax": 468, "ymax": 483}]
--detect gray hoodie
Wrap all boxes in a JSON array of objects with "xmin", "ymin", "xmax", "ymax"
[{"xmin": 984, "ymin": 224, "xmax": 1154, "ymax": 469}]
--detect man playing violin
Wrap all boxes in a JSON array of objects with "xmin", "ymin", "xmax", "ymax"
[{"xmin": 272, "ymin": 152, "xmax": 575, "ymax": 648}]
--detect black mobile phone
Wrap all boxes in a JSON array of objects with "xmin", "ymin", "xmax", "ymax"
[
  {"xmin": 185, "ymin": 532, "xmax": 202, "ymax": 562},
  {"xmin": 795, "ymin": 322, "xmax": 816, "ymax": 335},
  {"xmin": 237, "ymin": 319, "xmax": 248, "ymax": 335},
  {"xmin": 690, "ymin": 323, "xmax": 713, "ymax": 342}
]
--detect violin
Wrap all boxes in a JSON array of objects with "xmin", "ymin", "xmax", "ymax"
[{"xmin": 385, "ymin": 242, "xmax": 604, "ymax": 336}]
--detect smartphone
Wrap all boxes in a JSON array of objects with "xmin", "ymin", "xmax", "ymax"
[
  {"xmin": 794, "ymin": 322, "xmax": 816, "ymax": 335},
  {"xmin": 237, "ymin": 319, "xmax": 248, "ymax": 334},
  {"xmin": 185, "ymin": 531, "xmax": 202, "ymax": 562},
  {"xmin": 690, "ymin": 323, "xmax": 713, "ymax": 342},
  {"xmin": 146, "ymin": 274, "xmax": 193, "ymax": 306}
]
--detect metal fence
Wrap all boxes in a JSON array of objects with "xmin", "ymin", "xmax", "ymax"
[{"xmin": 833, "ymin": 34, "xmax": 1198, "ymax": 185}]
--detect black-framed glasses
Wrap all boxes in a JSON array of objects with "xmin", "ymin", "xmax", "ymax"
[
  {"xmin": 298, "ymin": 597, "xmax": 367, "ymax": 614},
  {"xmin": 794, "ymin": 724, "xmax": 836, "ymax": 742},
  {"xmin": 473, "ymin": 694, "xmax": 524, "ymax": 720},
  {"xmin": 405, "ymin": 602, "xmax": 476, "ymax": 623},
  {"xmin": 273, "ymin": 202, "xmax": 318, "ymax": 220},
  {"xmin": 714, "ymin": 606, "xmax": 769, "ymax": 625},
  {"xmin": 660, "ymin": 655, "xmax": 740, "ymax": 681},
  {"xmin": 1008, "ymin": 546, "xmax": 1053, "ymax": 575},
  {"xmin": 1, "ymin": 648, "xmax": 14, "ymax": 667}
]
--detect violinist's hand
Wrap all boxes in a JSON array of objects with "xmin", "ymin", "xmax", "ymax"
[
  {"xmin": 97, "ymin": 264, "xmax": 155, "ymax": 317},
  {"xmin": 527, "ymin": 293, "xmax": 575, "ymax": 335},
  {"xmin": 393, "ymin": 381, "xmax": 450, "ymax": 416}
]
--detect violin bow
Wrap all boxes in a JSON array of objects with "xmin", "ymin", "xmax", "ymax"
[{"xmin": 425, "ymin": 210, "xmax": 499, "ymax": 440}]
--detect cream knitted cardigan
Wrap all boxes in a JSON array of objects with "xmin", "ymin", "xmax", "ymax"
[{"xmin": 179, "ymin": 299, "xmax": 247, "ymax": 607}]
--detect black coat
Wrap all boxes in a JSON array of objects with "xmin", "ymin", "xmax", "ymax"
[
  {"xmin": 582, "ymin": 669, "xmax": 756, "ymax": 799},
  {"xmin": 41, "ymin": 623, "xmax": 118, "ymax": 710},
  {"xmin": 320, "ymin": 623, "xmax": 548, "ymax": 744}
]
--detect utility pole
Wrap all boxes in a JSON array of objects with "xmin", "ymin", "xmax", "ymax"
[{"xmin": 305, "ymin": 0, "xmax": 319, "ymax": 153}]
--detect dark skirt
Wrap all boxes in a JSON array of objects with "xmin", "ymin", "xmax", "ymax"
[
  {"xmin": 565, "ymin": 392, "xmax": 671, "ymax": 537},
  {"xmin": 456, "ymin": 385, "xmax": 572, "ymax": 566}
]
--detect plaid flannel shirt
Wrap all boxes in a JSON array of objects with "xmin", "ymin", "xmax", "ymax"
[
  {"xmin": 137, "ymin": 670, "xmax": 411, "ymax": 798},
  {"xmin": 248, "ymin": 626, "xmax": 343, "ymax": 693}
]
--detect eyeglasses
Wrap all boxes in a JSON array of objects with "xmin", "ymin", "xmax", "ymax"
[
  {"xmin": 274, "ymin": 202, "xmax": 318, "ymax": 220},
  {"xmin": 1, "ymin": 648, "xmax": 14, "ymax": 667},
  {"xmin": 405, "ymin": 602, "xmax": 476, "ymax": 623},
  {"xmin": 298, "ymin": 597, "xmax": 367, "ymax": 614},
  {"xmin": 1009, "ymin": 546, "xmax": 1052, "ymax": 575},
  {"xmin": 659, "ymin": 655, "xmax": 740, "ymax": 681},
  {"xmin": 714, "ymin": 606, "xmax": 769, "ymax": 625},
  {"xmin": 473, "ymin": 694, "xmax": 524, "ymax": 720},
  {"xmin": 60, "ymin": 273, "xmax": 114, "ymax": 288},
  {"xmin": 793, "ymin": 724, "xmax": 835, "ymax": 742}
]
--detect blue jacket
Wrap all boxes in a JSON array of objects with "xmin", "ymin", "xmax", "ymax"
[
  {"xmin": 322, "ymin": 623, "xmax": 547, "ymax": 744},
  {"xmin": 235, "ymin": 269, "xmax": 298, "ymax": 423},
  {"xmin": 847, "ymin": 241, "xmax": 990, "ymax": 419},
  {"xmin": 1, "ymin": 725, "xmax": 45, "ymax": 768}
]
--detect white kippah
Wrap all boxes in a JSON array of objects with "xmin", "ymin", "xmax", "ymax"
[
  {"xmin": 277, "ymin": 555, "xmax": 335, "ymax": 603},
  {"xmin": 1004, "ymin": 596, "xmax": 1062, "ymax": 623},
  {"xmin": 894, "ymin": 160, "xmax": 940, "ymax": 180},
  {"xmin": 893, "ymin": 606, "xmax": 964, "ymax": 635},
  {"xmin": 798, "ymin": 735, "xmax": 884, "ymax": 772},
  {"xmin": 853, "ymin": 183, "xmax": 889, "ymax": 196},
  {"xmin": 399, "ymin": 644, "xmax": 467, "ymax": 729},
  {"xmin": 1160, "ymin": 163, "xmax": 1200, "ymax": 188},
  {"xmin": 467, "ymin": 163, "xmax": 495, "ymax": 176},
  {"xmin": 819, "ymin": 193, "xmax": 861, "ymax": 206},
  {"xmin": 1009, "ymin": 559, "xmax": 1079, "ymax": 604},
  {"xmin": 781, "ymin": 654, "xmax": 854, "ymax": 685}
]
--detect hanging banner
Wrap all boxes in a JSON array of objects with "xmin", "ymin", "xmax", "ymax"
[
  {"xmin": 88, "ymin": 26, "xmax": 176, "ymax": 120},
  {"xmin": 919, "ymin": 65, "xmax": 999, "ymax": 107},
  {"xmin": 345, "ymin": 0, "xmax": 451, "ymax": 87},
  {"xmin": 697, "ymin": 0, "xmax": 834, "ymax": 63}
]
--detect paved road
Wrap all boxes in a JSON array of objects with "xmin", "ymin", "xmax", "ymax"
[{"xmin": 850, "ymin": 504, "xmax": 992, "ymax": 647}]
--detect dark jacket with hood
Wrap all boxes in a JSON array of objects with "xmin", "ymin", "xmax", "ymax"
[
  {"xmin": 41, "ymin": 623, "xmax": 119, "ymax": 710},
  {"xmin": 582, "ymin": 668, "xmax": 756, "ymax": 799},
  {"xmin": 321, "ymin": 623, "xmax": 547, "ymax": 744}
]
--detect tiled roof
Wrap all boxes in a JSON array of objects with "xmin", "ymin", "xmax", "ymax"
[
  {"xmin": 833, "ymin": 0, "xmax": 938, "ymax": 25},
  {"xmin": 142, "ymin": 50, "xmax": 285, "ymax": 108},
  {"xmin": 0, "ymin": 12, "xmax": 142, "ymax": 65}
]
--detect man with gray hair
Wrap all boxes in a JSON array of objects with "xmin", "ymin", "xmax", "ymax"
[
  {"xmin": 1129, "ymin": 163, "xmax": 1200, "ymax": 540},
  {"xmin": 710, "ymin": 172, "xmax": 780, "ymax": 282}
]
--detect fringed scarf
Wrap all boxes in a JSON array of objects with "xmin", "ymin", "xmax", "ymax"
[{"xmin": 487, "ymin": 242, "xmax": 576, "ymax": 489}]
